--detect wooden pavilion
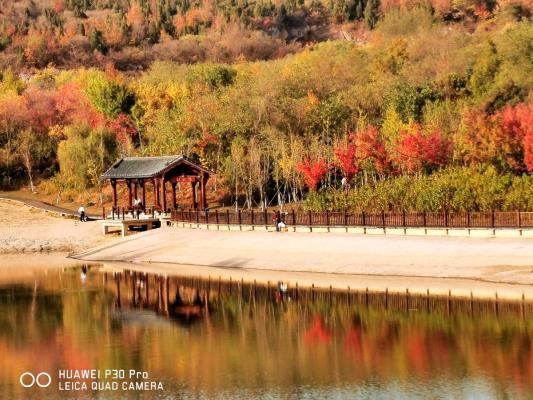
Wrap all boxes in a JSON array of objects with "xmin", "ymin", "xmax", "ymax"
[{"xmin": 101, "ymin": 156, "xmax": 211, "ymax": 212}]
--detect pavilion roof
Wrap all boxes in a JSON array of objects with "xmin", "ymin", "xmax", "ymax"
[{"xmin": 101, "ymin": 156, "xmax": 210, "ymax": 179}]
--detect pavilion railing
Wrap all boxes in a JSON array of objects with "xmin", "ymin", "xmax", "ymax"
[
  {"xmin": 170, "ymin": 209, "xmax": 533, "ymax": 229},
  {"xmin": 103, "ymin": 206, "xmax": 170, "ymax": 220}
]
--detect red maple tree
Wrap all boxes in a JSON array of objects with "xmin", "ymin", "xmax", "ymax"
[
  {"xmin": 498, "ymin": 102, "xmax": 533, "ymax": 172},
  {"xmin": 108, "ymin": 113, "xmax": 137, "ymax": 145},
  {"xmin": 355, "ymin": 124, "xmax": 391, "ymax": 175},
  {"xmin": 394, "ymin": 124, "xmax": 452, "ymax": 173},
  {"xmin": 296, "ymin": 158, "xmax": 328, "ymax": 191},
  {"xmin": 55, "ymin": 82, "xmax": 104, "ymax": 129},
  {"xmin": 334, "ymin": 136, "xmax": 359, "ymax": 180}
]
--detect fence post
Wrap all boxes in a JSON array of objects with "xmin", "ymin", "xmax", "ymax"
[
  {"xmin": 344, "ymin": 210, "xmax": 348, "ymax": 226},
  {"xmin": 226, "ymin": 209, "xmax": 230, "ymax": 225},
  {"xmin": 517, "ymin": 210, "xmax": 521, "ymax": 228},
  {"xmin": 215, "ymin": 209, "xmax": 219, "ymax": 224},
  {"xmin": 122, "ymin": 207, "xmax": 125, "ymax": 220},
  {"xmin": 112, "ymin": 207, "xmax": 115, "ymax": 220},
  {"xmin": 292, "ymin": 209, "xmax": 296, "ymax": 226},
  {"xmin": 308, "ymin": 210, "xmax": 312, "ymax": 227},
  {"xmin": 326, "ymin": 210, "xmax": 330, "ymax": 227},
  {"xmin": 102, "ymin": 207, "xmax": 105, "ymax": 220},
  {"xmin": 381, "ymin": 210, "xmax": 385, "ymax": 227},
  {"xmin": 362, "ymin": 211, "xmax": 366, "ymax": 227},
  {"xmin": 467, "ymin": 211, "xmax": 471, "ymax": 228},
  {"xmin": 238, "ymin": 209, "xmax": 242, "ymax": 226},
  {"xmin": 402, "ymin": 210, "xmax": 406, "ymax": 227},
  {"xmin": 251, "ymin": 209, "xmax": 254, "ymax": 226},
  {"xmin": 444, "ymin": 210, "xmax": 448, "ymax": 227},
  {"xmin": 423, "ymin": 211, "xmax": 426, "ymax": 227},
  {"xmin": 152, "ymin": 207, "xmax": 155, "ymax": 219},
  {"xmin": 196, "ymin": 210, "xmax": 199, "ymax": 224},
  {"xmin": 264, "ymin": 209, "xmax": 268, "ymax": 229},
  {"xmin": 491, "ymin": 210, "xmax": 495, "ymax": 228}
]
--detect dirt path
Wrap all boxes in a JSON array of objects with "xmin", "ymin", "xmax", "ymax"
[
  {"xmin": 0, "ymin": 199, "xmax": 115, "ymax": 253},
  {"xmin": 0, "ymin": 193, "xmax": 100, "ymax": 219}
]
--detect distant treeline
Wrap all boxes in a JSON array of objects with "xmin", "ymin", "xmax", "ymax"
[{"xmin": 0, "ymin": 0, "xmax": 531, "ymax": 70}]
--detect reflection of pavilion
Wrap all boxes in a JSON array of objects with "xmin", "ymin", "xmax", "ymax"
[
  {"xmin": 101, "ymin": 155, "xmax": 211, "ymax": 212},
  {"xmin": 104, "ymin": 270, "xmax": 207, "ymax": 325}
]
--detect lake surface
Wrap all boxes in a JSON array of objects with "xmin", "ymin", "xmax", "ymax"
[{"xmin": 1, "ymin": 265, "xmax": 533, "ymax": 399}]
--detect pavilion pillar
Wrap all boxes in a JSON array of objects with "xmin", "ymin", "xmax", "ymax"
[
  {"xmin": 111, "ymin": 179, "xmax": 117, "ymax": 208},
  {"xmin": 153, "ymin": 179, "xmax": 159, "ymax": 208},
  {"xmin": 126, "ymin": 179, "xmax": 132, "ymax": 208},
  {"xmin": 191, "ymin": 181, "xmax": 198, "ymax": 210},
  {"xmin": 198, "ymin": 175, "xmax": 204, "ymax": 210},
  {"xmin": 133, "ymin": 180, "xmax": 138, "ymax": 201},
  {"xmin": 141, "ymin": 180, "xmax": 146, "ymax": 210},
  {"xmin": 157, "ymin": 179, "xmax": 162, "ymax": 208},
  {"xmin": 162, "ymin": 177, "xmax": 167, "ymax": 212},
  {"xmin": 200, "ymin": 174, "xmax": 208, "ymax": 210},
  {"xmin": 171, "ymin": 182, "xmax": 177, "ymax": 210}
]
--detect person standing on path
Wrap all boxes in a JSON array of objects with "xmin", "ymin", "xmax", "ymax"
[
  {"xmin": 275, "ymin": 210, "xmax": 281, "ymax": 232},
  {"xmin": 272, "ymin": 210, "xmax": 280, "ymax": 232},
  {"xmin": 78, "ymin": 205, "xmax": 86, "ymax": 222}
]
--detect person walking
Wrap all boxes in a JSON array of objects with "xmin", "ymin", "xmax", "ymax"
[
  {"xmin": 272, "ymin": 210, "xmax": 280, "ymax": 232},
  {"xmin": 341, "ymin": 176, "xmax": 349, "ymax": 194},
  {"xmin": 78, "ymin": 205, "xmax": 86, "ymax": 222}
]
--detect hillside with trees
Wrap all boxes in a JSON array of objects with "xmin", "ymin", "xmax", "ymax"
[{"xmin": 0, "ymin": 0, "xmax": 532, "ymax": 211}]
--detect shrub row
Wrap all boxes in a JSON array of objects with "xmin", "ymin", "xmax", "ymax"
[{"xmin": 304, "ymin": 167, "xmax": 533, "ymax": 212}]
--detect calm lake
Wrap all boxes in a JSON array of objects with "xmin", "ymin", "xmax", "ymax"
[{"xmin": 1, "ymin": 264, "xmax": 532, "ymax": 399}]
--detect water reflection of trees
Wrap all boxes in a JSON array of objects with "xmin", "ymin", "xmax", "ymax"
[
  {"xmin": 1, "ymin": 268, "xmax": 533, "ymax": 398},
  {"xmin": 0, "ymin": 286, "xmax": 63, "ymax": 340}
]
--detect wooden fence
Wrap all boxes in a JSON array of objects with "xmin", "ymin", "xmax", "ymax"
[{"xmin": 171, "ymin": 209, "xmax": 533, "ymax": 229}]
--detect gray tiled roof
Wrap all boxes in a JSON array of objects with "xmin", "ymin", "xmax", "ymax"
[{"xmin": 101, "ymin": 156, "xmax": 208, "ymax": 179}]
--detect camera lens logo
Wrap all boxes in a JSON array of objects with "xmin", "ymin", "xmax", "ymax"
[{"xmin": 19, "ymin": 372, "xmax": 52, "ymax": 388}]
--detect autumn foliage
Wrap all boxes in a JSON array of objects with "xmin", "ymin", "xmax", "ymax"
[
  {"xmin": 394, "ymin": 125, "xmax": 452, "ymax": 174},
  {"xmin": 355, "ymin": 125, "xmax": 391, "ymax": 176},
  {"xmin": 459, "ymin": 103, "xmax": 533, "ymax": 172},
  {"xmin": 0, "ymin": 13, "xmax": 532, "ymax": 211},
  {"xmin": 334, "ymin": 137, "xmax": 359, "ymax": 180},
  {"xmin": 296, "ymin": 158, "xmax": 328, "ymax": 191}
]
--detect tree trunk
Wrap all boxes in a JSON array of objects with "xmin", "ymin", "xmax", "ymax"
[{"xmin": 22, "ymin": 148, "xmax": 35, "ymax": 193}]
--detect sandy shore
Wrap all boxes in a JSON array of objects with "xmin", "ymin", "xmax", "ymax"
[
  {"xmin": 73, "ymin": 226, "xmax": 533, "ymax": 298},
  {"xmin": 0, "ymin": 199, "xmax": 116, "ymax": 253}
]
